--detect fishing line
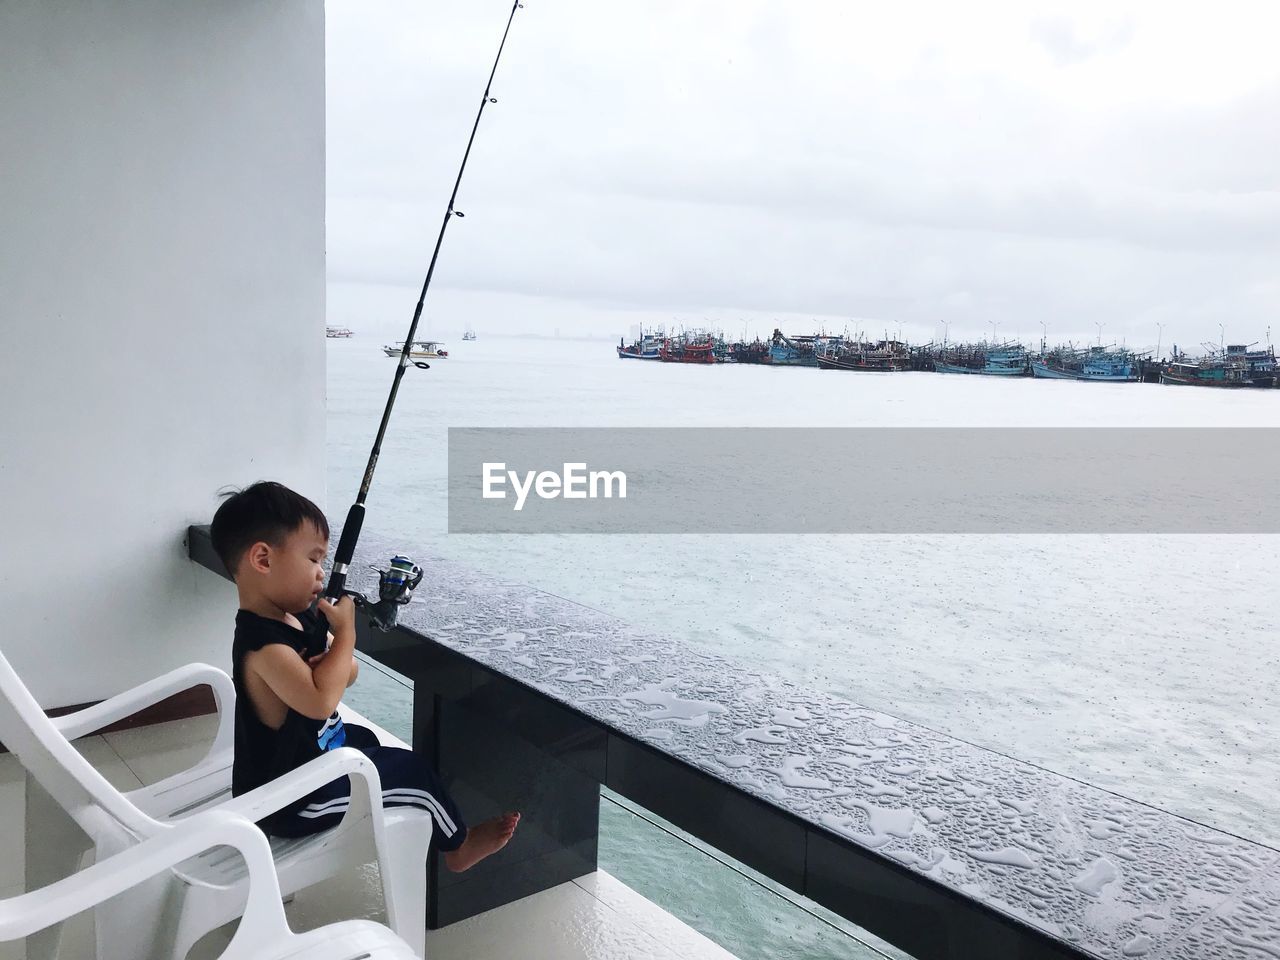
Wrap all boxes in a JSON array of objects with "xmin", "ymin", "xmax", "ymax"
[{"xmin": 324, "ymin": 0, "xmax": 525, "ymax": 619}]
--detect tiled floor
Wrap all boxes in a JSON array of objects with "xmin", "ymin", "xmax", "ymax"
[{"xmin": 0, "ymin": 714, "xmax": 738, "ymax": 960}]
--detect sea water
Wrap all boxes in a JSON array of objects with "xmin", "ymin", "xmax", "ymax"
[{"xmin": 328, "ymin": 332, "xmax": 1278, "ymax": 958}]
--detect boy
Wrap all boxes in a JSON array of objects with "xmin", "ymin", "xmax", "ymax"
[{"xmin": 210, "ymin": 481, "xmax": 518, "ymax": 870}]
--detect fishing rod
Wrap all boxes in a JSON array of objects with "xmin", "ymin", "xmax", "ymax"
[{"xmin": 323, "ymin": 0, "xmax": 525, "ymax": 629}]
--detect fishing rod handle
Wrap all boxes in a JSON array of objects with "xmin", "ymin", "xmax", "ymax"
[{"xmin": 324, "ymin": 503, "xmax": 365, "ymax": 600}]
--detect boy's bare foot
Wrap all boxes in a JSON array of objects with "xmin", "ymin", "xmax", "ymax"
[{"xmin": 444, "ymin": 812, "xmax": 521, "ymax": 873}]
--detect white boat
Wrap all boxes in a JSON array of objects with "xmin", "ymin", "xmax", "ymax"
[
  {"xmin": 383, "ymin": 340, "xmax": 448, "ymax": 358},
  {"xmin": 325, "ymin": 325, "xmax": 353, "ymax": 338},
  {"xmin": 462, "ymin": 327, "xmax": 477, "ymax": 341}
]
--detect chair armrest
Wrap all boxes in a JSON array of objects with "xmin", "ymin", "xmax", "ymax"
[
  {"xmin": 54, "ymin": 663, "xmax": 235, "ymax": 757},
  {"xmin": 0, "ymin": 810, "xmax": 289, "ymax": 944}
]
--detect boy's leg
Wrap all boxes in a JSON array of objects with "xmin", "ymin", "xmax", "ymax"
[
  {"xmin": 361, "ymin": 742, "xmax": 520, "ymax": 871},
  {"xmin": 268, "ymin": 743, "xmax": 469, "ymax": 850},
  {"xmin": 356, "ymin": 744, "xmax": 520, "ymax": 871},
  {"xmin": 363, "ymin": 744, "xmax": 469, "ymax": 852}
]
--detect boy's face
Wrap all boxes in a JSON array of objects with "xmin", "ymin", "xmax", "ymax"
[{"xmin": 257, "ymin": 522, "xmax": 329, "ymax": 613}]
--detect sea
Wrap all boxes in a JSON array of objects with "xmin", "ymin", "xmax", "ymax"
[{"xmin": 326, "ymin": 332, "xmax": 1278, "ymax": 960}]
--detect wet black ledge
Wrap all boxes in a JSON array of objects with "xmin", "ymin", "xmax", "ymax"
[{"xmin": 189, "ymin": 523, "xmax": 1280, "ymax": 959}]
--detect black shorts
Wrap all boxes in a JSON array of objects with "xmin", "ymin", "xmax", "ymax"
[{"xmin": 268, "ymin": 724, "xmax": 467, "ymax": 851}]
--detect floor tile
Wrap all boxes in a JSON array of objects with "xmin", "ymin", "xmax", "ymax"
[
  {"xmin": 286, "ymin": 861, "xmax": 389, "ymax": 927},
  {"xmin": 103, "ymin": 712, "xmax": 219, "ymax": 759},
  {"xmin": 425, "ymin": 879, "xmax": 695, "ymax": 960},
  {"xmin": 103, "ymin": 714, "xmax": 220, "ymax": 784},
  {"xmin": 187, "ymin": 862, "xmax": 388, "ymax": 959},
  {"xmin": 575, "ymin": 871, "xmax": 739, "ymax": 960},
  {"xmin": 74, "ymin": 735, "xmax": 145, "ymax": 793}
]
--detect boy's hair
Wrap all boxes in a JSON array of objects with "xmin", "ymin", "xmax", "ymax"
[{"xmin": 209, "ymin": 481, "xmax": 330, "ymax": 577}]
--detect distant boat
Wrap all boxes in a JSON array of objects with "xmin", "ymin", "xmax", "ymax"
[
  {"xmin": 934, "ymin": 343, "xmax": 1029, "ymax": 376},
  {"xmin": 462, "ymin": 328, "xmax": 477, "ymax": 341},
  {"xmin": 325, "ymin": 326, "xmax": 353, "ymax": 339},
  {"xmin": 817, "ymin": 339, "xmax": 909, "ymax": 372},
  {"xmin": 1031, "ymin": 346, "xmax": 1141, "ymax": 382},
  {"xmin": 767, "ymin": 328, "xmax": 823, "ymax": 367},
  {"xmin": 659, "ymin": 334, "xmax": 719, "ymax": 364},
  {"xmin": 1160, "ymin": 362, "xmax": 1251, "ymax": 387},
  {"xmin": 728, "ymin": 340, "xmax": 771, "ymax": 364},
  {"xmin": 617, "ymin": 331, "xmax": 662, "ymax": 360},
  {"xmin": 1159, "ymin": 344, "xmax": 1275, "ymax": 388},
  {"xmin": 383, "ymin": 340, "xmax": 448, "ymax": 359}
]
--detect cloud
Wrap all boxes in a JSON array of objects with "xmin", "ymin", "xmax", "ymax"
[
  {"xmin": 324, "ymin": 0, "xmax": 1280, "ymax": 347},
  {"xmin": 1030, "ymin": 15, "xmax": 1135, "ymax": 66}
]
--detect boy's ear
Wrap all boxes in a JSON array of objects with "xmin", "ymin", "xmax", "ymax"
[{"xmin": 245, "ymin": 541, "xmax": 272, "ymax": 575}]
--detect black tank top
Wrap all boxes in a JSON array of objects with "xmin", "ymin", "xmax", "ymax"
[{"xmin": 231, "ymin": 607, "xmax": 347, "ymax": 802}]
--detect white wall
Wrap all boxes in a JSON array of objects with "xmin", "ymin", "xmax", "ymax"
[{"xmin": 0, "ymin": 1, "xmax": 326, "ymax": 706}]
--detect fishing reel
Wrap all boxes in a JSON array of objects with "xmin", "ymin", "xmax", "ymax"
[{"xmin": 344, "ymin": 555, "xmax": 424, "ymax": 632}]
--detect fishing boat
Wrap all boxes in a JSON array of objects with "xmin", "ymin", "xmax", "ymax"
[
  {"xmin": 325, "ymin": 325, "xmax": 353, "ymax": 338},
  {"xmin": 383, "ymin": 340, "xmax": 448, "ymax": 358},
  {"xmin": 1159, "ymin": 344, "xmax": 1275, "ymax": 387},
  {"xmin": 817, "ymin": 339, "xmax": 909, "ymax": 372},
  {"xmin": 617, "ymin": 331, "xmax": 662, "ymax": 360},
  {"xmin": 1031, "ymin": 346, "xmax": 1141, "ymax": 382},
  {"xmin": 1233, "ymin": 344, "xmax": 1276, "ymax": 387},
  {"xmin": 462, "ymin": 327, "xmax": 477, "ymax": 341},
  {"xmin": 934, "ymin": 342, "xmax": 1029, "ymax": 376},
  {"xmin": 728, "ymin": 339, "xmax": 772, "ymax": 364},
  {"xmin": 766, "ymin": 329, "xmax": 828, "ymax": 366},
  {"xmin": 659, "ymin": 333, "xmax": 719, "ymax": 363},
  {"xmin": 1160, "ymin": 361, "xmax": 1251, "ymax": 387}
]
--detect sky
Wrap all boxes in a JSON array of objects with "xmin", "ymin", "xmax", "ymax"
[{"xmin": 325, "ymin": 1, "xmax": 1280, "ymax": 352}]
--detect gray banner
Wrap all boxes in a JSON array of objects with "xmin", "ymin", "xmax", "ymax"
[{"xmin": 446, "ymin": 428, "xmax": 1280, "ymax": 533}]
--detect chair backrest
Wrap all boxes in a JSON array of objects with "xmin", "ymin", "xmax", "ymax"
[{"xmin": 0, "ymin": 646, "xmax": 153, "ymax": 839}]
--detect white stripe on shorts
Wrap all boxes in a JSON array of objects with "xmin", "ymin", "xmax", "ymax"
[
  {"xmin": 382, "ymin": 787, "xmax": 458, "ymax": 836},
  {"xmin": 296, "ymin": 789, "xmax": 458, "ymax": 838}
]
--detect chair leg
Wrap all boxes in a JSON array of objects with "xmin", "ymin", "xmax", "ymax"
[
  {"xmin": 382, "ymin": 822, "xmax": 430, "ymax": 959},
  {"xmin": 165, "ymin": 885, "xmax": 222, "ymax": 960},
  {"xmin": 24, "ymin": 774, "xmax": 91, "ymax": 960},
  {"xmin": 93, "ymin": 871, "xmax": 178, "ymax": 960}
]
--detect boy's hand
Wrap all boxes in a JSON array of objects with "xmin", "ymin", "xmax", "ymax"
[{"xmin": 315, "ymin": 595, "xmax": 356, "ymax": 636}]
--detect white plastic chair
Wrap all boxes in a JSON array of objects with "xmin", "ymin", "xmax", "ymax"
[
  {"xmin": 0, "ymin": 807, "xmax": 419, "ymax": 959},
  {"xmin": 0, "ymin": 648, "xmax": 431, "ymax": 960}
]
